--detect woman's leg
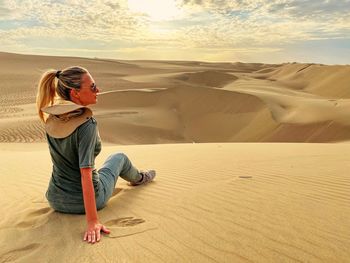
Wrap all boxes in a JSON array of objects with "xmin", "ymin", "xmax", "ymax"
[{"xmin": 97, "ymin": 152, "xmax": 142, "ymax": 206}]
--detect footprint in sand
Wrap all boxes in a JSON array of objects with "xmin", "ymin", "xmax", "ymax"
[
  {"xmin": 104, "ymin": 217, "xmax": 157, "ymax": 238},
  {"xmin": 105, "ymin": 217, "xmax": 145, "ymax": 227}
]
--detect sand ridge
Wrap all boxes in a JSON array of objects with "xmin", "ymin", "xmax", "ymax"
[{"xmin": 1, "ymin": 52, "xmax": 350, "ymax": 143}]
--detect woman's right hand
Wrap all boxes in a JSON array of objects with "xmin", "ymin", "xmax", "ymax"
[{"xmin": 83, "ymin": 221, "xmax": 111, "ymax": 244}]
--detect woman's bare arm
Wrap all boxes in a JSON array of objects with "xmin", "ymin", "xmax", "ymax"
[{"xmin": 81, "ymin": 168, "xmax": 110, "ymax": 243}]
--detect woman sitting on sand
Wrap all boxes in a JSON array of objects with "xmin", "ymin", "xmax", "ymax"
[{"xmin": 36, "ymin": 66, "xmax": 156, "ymax": 244}]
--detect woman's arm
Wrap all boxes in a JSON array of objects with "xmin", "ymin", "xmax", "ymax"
[
  {"xmin": 81, "ymin": 168, "xmax": 98, "ymax": 222},
  {"xmin": 81, "ymin": 168, "xmax": 110, "ymax": 244}
]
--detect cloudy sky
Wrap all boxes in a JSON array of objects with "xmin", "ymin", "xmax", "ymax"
[{"xmin": 0, "ymin": 0, "xmax": 349, "ymax": 64}]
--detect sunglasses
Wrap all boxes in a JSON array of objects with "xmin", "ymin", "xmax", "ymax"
[{"xmin": 90, "ymin": 83, "xmax": 98, "ymax": 93}]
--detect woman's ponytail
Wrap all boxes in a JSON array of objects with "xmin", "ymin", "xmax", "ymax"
[
  {"xmin": 36, "ymin": 70, "xmax": 57, "ymax": 122},
  {"xmin": 36, "ymin": 66, "xmax": 88, "ymax": 122}
]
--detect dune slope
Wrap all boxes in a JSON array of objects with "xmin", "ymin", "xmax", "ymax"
[
  {"xmin": 1, "ymin": 52, "xmax": 350, "ymax": 144},
  {"xmin": 0, "ymin": 143, "xmax": 349, "ymax": 262}
]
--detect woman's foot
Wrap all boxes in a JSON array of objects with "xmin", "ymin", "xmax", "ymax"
[{"xmin": 130, "ymin": 170, "xmax": 156, "ymax": 186}]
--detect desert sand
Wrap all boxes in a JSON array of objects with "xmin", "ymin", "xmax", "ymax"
[{"xmin": 0, "ymin": 52, "xmax": 350, "ymax": 262}]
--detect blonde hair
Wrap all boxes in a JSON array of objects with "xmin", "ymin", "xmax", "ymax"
[{"xmin": 36, "ymin": 66, "xmax": 88, "ymax": 122}]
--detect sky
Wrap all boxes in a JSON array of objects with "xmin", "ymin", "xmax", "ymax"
[{"xmin": 0, "ymin": 0, "xmax": 349, "ymax": 64}]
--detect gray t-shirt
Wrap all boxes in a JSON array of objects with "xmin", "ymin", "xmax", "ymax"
[{"xmin": 45, "ymin": 117, "xmax": 102, "ymax": 205}]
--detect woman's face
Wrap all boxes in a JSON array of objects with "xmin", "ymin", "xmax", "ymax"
[{"xmin": 72, "ymin": 73, "xmax": 100, "ymax": 106}]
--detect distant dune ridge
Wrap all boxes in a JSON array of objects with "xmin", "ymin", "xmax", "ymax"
[
  {"xmin": 0, "ymin": 52, "xmax": 350, "ymax": 143},
  {"xmin": 1, "ymin": 52, "xmax": 350, "ymax": 262}
]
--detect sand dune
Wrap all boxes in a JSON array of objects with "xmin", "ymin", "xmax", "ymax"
[
  {"xmin": 1, "ymin": 52, "xmax": 350, "ymax": 143},
  {"xmin": 0, "ymin": 143, "xmax": 349, "ymax": 262},
  {"xmin": 123, "ymin": 70, "xmax": 238, "ymax": 88},
  {"xmin": 253, "ymin": 63, "xmax": 350, "ymax": 98},
  {"xmin": 1, "ymin": 52, "xmax": 350, "ymax": 262},
  {"xmin": 174, "ymin": 70, "xmax": 238, "ymax": 88},
  {"xmin": 93, "ymin": 86, "xmax": 266, "ymax": 144}
]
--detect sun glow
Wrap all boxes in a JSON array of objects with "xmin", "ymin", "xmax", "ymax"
[{"xmin": 127, "ymin": 0, "xmax": 183, "ymax": 21}]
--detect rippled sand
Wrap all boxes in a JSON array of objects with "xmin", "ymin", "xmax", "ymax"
[
  {"xmin": 1, "ymin": 52, "xmax": 350, "ymax": 262},
  {"xmin": 0, "ymin": 143, "xmax": 350, "ymax": 262}
]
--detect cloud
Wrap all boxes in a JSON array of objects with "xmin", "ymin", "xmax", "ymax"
[
  {"xmin": 269, "ymin": 0, "xmax": 350, "ymax": 17},
  {"xmin": 175, "ymin": 0, "xmax": 350, "ymax": 46},
  {"xmin": 0, "ymin": 0, "xmax": 27, "ymax": 20},
  {"xmin": 0, "ymin": 0, "xmax": 349, "ymax": 63},
  {"xmin": 0, "ymin": 7, "xmax": 12, "ymax": 19},
  {"xmin": 0, "ymin": 0, "xmax": 143, "ymax": 38},
  {"xmin": 179, "ymin": 0, "xmax": 350, "ymax": 14}
]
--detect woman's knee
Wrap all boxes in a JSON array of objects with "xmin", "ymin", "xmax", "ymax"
[
  {"xmin": 110, "ymin": 152, "xmax": 128, "ymax": 162},
  {"xmin": 103, "ymin": 152, "xmax": 126, "ymax": 167},
  {"xmin": 101, "ymin": 152, "xmax": 133, "ymax": 177}
]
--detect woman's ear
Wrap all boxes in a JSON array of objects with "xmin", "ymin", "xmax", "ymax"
[{"xmin": 70, "ymin": 89, "xmax": 79, "ymax": 99}]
